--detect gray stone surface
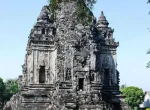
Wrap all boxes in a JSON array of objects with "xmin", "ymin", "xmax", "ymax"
[{"xmin": 3, "ymin": 1, "xmax": 131, "ymax": 110}]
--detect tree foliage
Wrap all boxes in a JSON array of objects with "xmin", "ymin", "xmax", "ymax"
[
  {"xmin": 47, "ymin": 0, "xmax": 97, "ymax": 24},
  {"xmin": 0, "ymin": 78, "xmax": 5, "ymax": 109},
  {"xmin": 0, "ymin": 78, "xmax": 18, "ymax": 109},
  {"xmin": 121, "ymin": 86, "xmax": 144, "ymax": 109},
  {"xmin": 4, "ymin": 79, "xmax": 18, "ymax": 101}
]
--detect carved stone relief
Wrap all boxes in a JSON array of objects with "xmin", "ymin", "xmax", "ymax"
[{"xmin": 65, "ymin": 68, "xmax": 72, "ymax": 81}]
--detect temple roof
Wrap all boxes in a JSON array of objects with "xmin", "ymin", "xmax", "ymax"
[
  {"xmin": 99, "ymin": 11, "xmax": 106, "ymax": 20},
  {"xmin": 97, "ymin": 11, "xmax": 109, "ymax": 28},
  {"xmin": 37, "ymin": 6, "xmax": 50, "ymax": 23}
]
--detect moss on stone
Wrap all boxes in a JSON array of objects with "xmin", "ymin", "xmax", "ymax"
[{"xmin": 47, "ymin": 0, "xmax": 97, "ymax": 25}]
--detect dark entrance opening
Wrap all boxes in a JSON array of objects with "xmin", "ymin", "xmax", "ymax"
[
  {"xmin": 113, "ymin": 103, "xmax": 120, "ymax": 110},
  {"xmin": 104, "ymin": 33, "xmax": 107, "ymax": 38},
  {"xmin": 39, "ymin": 66, "xmax": 45, "ymax": 83},
  {"xmin": 42, "ymin": 28, "xmax": 45, "ymax": 34},
  {"xmin": 104, "ymin": 69, "xmax": 110, "ymax": 86},
  {"xmin": 79, "ymin": 78, "xmax": 84, "ymax": 91}
]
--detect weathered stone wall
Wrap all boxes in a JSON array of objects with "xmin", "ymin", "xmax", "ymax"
[
  {"xmin": 31, "ymin": 48, "xmax": 57, "ymax": 84},
  {"xmin": 99, "ymin": 54, "xmax": 117, "ymax": 85}
]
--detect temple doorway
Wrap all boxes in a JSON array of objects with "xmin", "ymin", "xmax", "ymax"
[
  {"xmin": 79, "ymin": 78, "xmax": 84, "ymax": 91},
  {"xmin": 39, "ymin": 66, "xmax": 45, "ymax": 83}
]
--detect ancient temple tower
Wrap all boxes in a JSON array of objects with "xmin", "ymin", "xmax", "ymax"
[
  {"xmin": 3, "ymin": 2, "xmax": 130, "ymax": 110},
  {"xmin": 24, "ymin": 6, "xmax": 57, "ymax": 85}
]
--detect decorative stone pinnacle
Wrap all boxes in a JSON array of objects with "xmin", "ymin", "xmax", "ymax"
[
  {"xmin": 100, "ymin": 11, "xmax": 104, "ymax": 17},
  {"xmin": 96, "ymin": 11, "xmax": 109, "ymax": 28},
  {"xmin": 99, "ymin": 11, "xmax": 107, "ymax": 22},
  {"xmin": 37, "ymin": 6, "xmax": 50, "ymax": 23}
]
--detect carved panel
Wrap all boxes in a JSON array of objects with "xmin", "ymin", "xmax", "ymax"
[{"xmin": 65, "ymin": 68, "xmax": 72, "ymax": 81}]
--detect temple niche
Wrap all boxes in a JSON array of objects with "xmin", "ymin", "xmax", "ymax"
[
  {"xmin": 3, "ymin": 2, "xmax": 131, "ymax": 110},
  {"xmin": 65, "ymin": 68, "xmax": 72, "ymax": 81},
  {"xmin": 39, "ymin": 66, "xmax": 45, "ymax": 83}
]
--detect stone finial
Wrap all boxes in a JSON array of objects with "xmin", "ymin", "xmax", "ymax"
[
  {"xmin": 99, "ymin": 11, "xmax": 107, "ymax": 22},
  {"xmin": 100, "ymin": 11, "xmax": 104, "ymax": 18},
  {"xmin": 96, "ymin": 11, "xmax": 109, "ymax": 28},
  {"xmin": 37, "ymin": 6, "xmax": 50, "ymax": 23}
]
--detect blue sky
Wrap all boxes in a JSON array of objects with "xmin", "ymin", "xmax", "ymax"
[{"xmin": 0, "ymin": 0, "xmax": 150, "ymax": 91}]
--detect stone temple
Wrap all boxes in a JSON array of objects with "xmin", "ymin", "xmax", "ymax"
[{"xmin": 3, "ymin": 1, "xmax": 130, "ymax": 110}]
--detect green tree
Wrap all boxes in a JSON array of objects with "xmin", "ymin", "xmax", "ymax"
[
  {"xmin": 121, "ymin": 86, "xmax": 144, "ymax": 109},
  {"xmin": 4, "ymin": 79, "xmax": 18, "ymax": 102},
  {"xmin": 48, "ymin": 0, "xmax": 97, "ymax": 10},
  {"xmin": 0, "ymin": 77, "xmax": 5, "ymax": 109},
  {"xmin": 0, "ymin": 78, "xmax": 18, "ymax": 109},
  {"xmin": 47, "ymin": 0, "xmax": 97, "ymax": 24}
]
